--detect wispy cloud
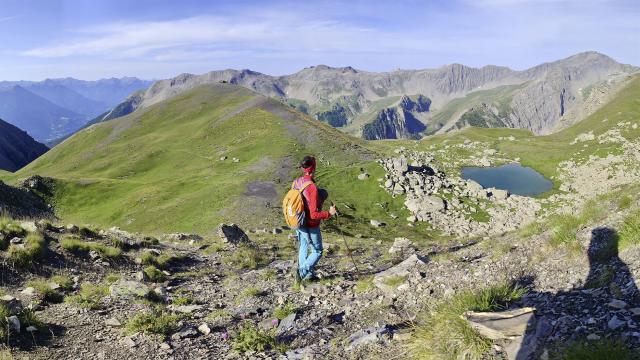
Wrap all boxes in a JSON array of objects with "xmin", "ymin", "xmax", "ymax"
[
  {"xmin": 22, "ymin": 14, "xmax": 403, "ymax": 60},
  {"xmin": 0, "ymin": 15, "xmax": 18, "ymax": 23}
]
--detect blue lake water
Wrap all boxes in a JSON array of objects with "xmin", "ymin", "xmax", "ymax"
[{"xmin": 461, "ymin": 163, "xmax": 553, "ymax": 197}]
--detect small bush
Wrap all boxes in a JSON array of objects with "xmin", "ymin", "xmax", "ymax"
[
  {"xmin": 65, "ymin": 283, "xmax": 108, "ymax": 309},
  {"xmin": 273, "ymin": 301, "xmax": 297, "ymax": 320},
  {"xmin": 18, "ymin": 308, "xmax": 43, "ymax": 329},
  {"xmin": 125, "ymin": 312, "xmax": 180, "ymax": 337},
  {"xmin": 409, "ymin": 282, "xmax": 525, "ymax": 360},
  {"xmin": 8, "ymin": 233, "xmax": 46, "ymax": 268},
  {"xmin": 260, "ymin": 269, "xmax": 277, "ymax": 281},
  {"xmin": 233, "ymin": 322, "xmax": 285, "ymax": 353},
  {"xmin": 143, "ymin": 265, "xmax": 167, "ymax": 283},
  {"xmin": 551, "ymin": 338, "xmax": 635, "ymax": 360},
  {"xmin": 60, "ymin": 236, "xmax": 122, "ymax": 259},
  {"xmin": 27, "ymin": 278, "xmax": 63, "ymax": 303}
]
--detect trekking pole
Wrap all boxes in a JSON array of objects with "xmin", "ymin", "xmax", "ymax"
[{"xmin": 332, "ymin": 202, "xmax": 360, "ymax": 275}]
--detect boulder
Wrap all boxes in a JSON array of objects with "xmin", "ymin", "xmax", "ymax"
[
  {"xmin": 489, "ymin": 188, "xmax": 509, "ymax": 201},
  {"xmin": 373, "ymin": 254, "xmax": 426, "ymax": 292},
  {"xmin": 357, "ymin": 173, "xmax": 370, "ymax": 180},
  {"xmin": 346, "ymin": 326, "xmax": 390, "ymax": 350},
  {"xmin": 370, "ymin": 220, "xmax": 385, "ymax": 228},
  {"xmin": 217, "ymin": 224, "xmax": 250, "ymax": 245},
  {"xmin": 463, "ymin": 307, "xmax": 535, "ymax": 340},
  {"xmin": 276, "ymin": 312, "xmax": 297, "ymax": 335},
  {"xmin": 109, "ymin": 279, "xmax": 150, "ymax": 300},
  {"xmin": 388, "ymin": 237, "xmax": 415, "ymax": 255},
  {"xmin": 405, "ymin": 195, "xmax": 445, "ymax": 214},
  {"xmin": 0, "ymin": 295, "xmax": 23, "ymax": 315}
]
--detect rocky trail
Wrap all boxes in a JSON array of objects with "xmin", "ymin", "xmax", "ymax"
[{"xmin": 1, "ymin": 201, "xmax": 638, "ymax": 360}]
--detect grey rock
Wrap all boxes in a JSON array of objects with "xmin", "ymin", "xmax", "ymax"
[
  {"xmin": 463, "ymin": 307, "xmax": 535, "ymax": 340},
  {"xmin": 608, "ymin": 315, "xmax": 625, "ymax": 330},
  {"xmin": 346, "ymin": 326, "xmax": 389, "ymax": 350},
  {"xmin": 109, "ymin": 279, "xmax": 150, "ymax": 299},
  {"xmin": 608, "ymin": 299, "xmax": 628, "ymax": 309},
  {"xmin": 374, "ymin": 254, "xmax": 426, "ymax": 292},
  {"xmin": 388, "ymin": 237, "xmax": 415, "ymax": 255},
  {"xmin": 370, "ymin": 220, "xmax": 385, "ymax": 227},
  {"xmin": 7, "ymin": 316, "xmax": 20, "ymax": 332},
  {"xmin": 105, "ymin": 318, "xmax": 122, "ymax": 327},
  {"xmin": 277, "ymin": 312, "xmax": 297, "ymax": 335},
  {"xmin": 217, "ymin": 223, "xmax": 250, "ymax": 245},
  {"xmin": 357, "ymin": 173, "xmax": 370, "ymax": 180},
  {"xmin": 197, "ymin": 323, "xmax": 211, "ymax": 335}
]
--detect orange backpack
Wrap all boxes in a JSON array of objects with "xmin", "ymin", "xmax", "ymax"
[{"xmin": 282, "ymin": 181, "xmax": 313, "ymax": 229}]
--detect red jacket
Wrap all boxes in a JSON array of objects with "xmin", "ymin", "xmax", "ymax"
[{"xmin": 293, "ymin": 175, "xmax": 330, "ymax": 228}]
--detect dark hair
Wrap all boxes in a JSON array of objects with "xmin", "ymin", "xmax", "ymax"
[{"xmin": 300, "ymin": 155, "xmax": 315, "ymax": 169}]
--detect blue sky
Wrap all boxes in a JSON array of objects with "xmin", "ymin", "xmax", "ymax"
[{"xmin": 0, "ymin": 0, "xmax": 638, "ymax": 80}]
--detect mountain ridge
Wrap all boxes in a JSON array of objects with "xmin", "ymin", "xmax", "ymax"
[
  {"xmin": 95, "ymin": 52, "xmax": 637, "ymax": 140},
  {"xmin": 0, "ymin": 118, "xmax": 48, "ymax": 172}
]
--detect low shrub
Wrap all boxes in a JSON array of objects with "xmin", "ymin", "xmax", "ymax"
[
  {"xmin": 125, "ymin": 311, "xmax": 180, "ymax": 337},
  {"xmin": 228, "ymin": 245, "xmax": 267, "ymax": 270},
  {"xmin": 232, "ymin": 322, "xmax": 286, "ymax": 353}
]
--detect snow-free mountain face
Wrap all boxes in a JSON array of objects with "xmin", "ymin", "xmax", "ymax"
[
  {"xmin": 0, "ymin": 118, "xmax": 48, "ymax": 172},
  {"xmin": 99, "ymin": 52, "xmax": 636, "ymax": 140},
  {"xmin": 0, "ymin": 77, "xmax": 151, "ymax": 143}
]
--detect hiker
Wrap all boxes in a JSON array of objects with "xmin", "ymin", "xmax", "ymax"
[{"xmin": 285, "ymin": 155, "xmax": 337, "ymax": 282}]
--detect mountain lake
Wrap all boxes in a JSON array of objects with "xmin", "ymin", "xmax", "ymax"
[{"xmin": 461, "ymin": 163, "xmax": 553, "ymax": 197}]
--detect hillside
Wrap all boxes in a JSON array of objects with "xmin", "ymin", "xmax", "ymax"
[
  {"xmin": 0, "ymin": 119, "xmax": 48, "ymax": 172},
  {"xmin": 97, "ymin": 52, "xmax": 636, "ymax": 140},
  {"xmin": 11, "ymin": 84, "xmax": 407, "ymax": 237}
]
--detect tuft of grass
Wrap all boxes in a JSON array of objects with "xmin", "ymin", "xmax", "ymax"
[
  {"xmin": 232, "ymin": 322, "xmax": 286, "ymax": 353},
  {"xmin": 355, "ymin": 276, "xmax": 375, "ymax": 293},
  {"xmin": 60, "ymin": 235, "xmax": 122, "ymax": 259},
  {"xmin": 619, "ymin": 210, "xmax": 640, "ymax": 251},
  {"xmin": 585, "ymin": 265, "xmax": 615, "ymax": 289},
  {"xmin": 260, "ymin": 269, "xmax": 277, "ymax": 281},
  {"xmin": 125, "ymin": 311, "xmax": 180, "ymax": 337},
  {"xmin": 239, "ymin": 287, "xmax": 263, "ymax": 299},
  {"xmin": 551, "ymin": 338, "xmax": 636, "ymax": 360},
  {"xmin": 0, "ymin": 217, "xmax": 27, "ymax": 249},
  {"xmin": 64, "ymin": 283, "xmax": 109, "ymax": 309},
  {"xmin": 382, "ymin": 275, "xmax": 407, "ymax": 289},
  {"xmin": 7, "ymin": 232, "xmax": 46, "ymax": 268},
  {"xmin": 139, "ymin": 251, "xmax": 183, "ymax": 270},
  {"xmin": 409, "ymin": 282, "xmax": 526, "ymax": 360},
  {"xmin": 51, "ymin": 275, "xmax": 74, "ymax": 291},
  {"xmin": 227, "ymin": 245, "xmax": 268, "ymax": 270},
  {"xmin": 172, "ymin": 296, "xmax": 194, "ymax": 306},
  {"xmin": 273, "ymin": 301, "xmax": 297, "ymax": 320},
  {"xmin": 617, "ymin": 195, "xmax": 633, "ymax": 210},
  {"xmin": 518, "ymin": 221, "xmax": 544, "ymax": 238},
  {"xmin": 143, "ymin": 265, "xmax": 167, "ymax": 283},
  {"xmin": 78, "ymin": 225, "xmax": 99, "ymax": 238},
  {"xmin": 105, "ymin": 273, "xmax": 120, "ymax": 284},
  {"xmin": 26, "ymin": 278, "xmax": 63, "ymax": 303},
  {"xmin": 0, "ymin": 304, "xmax": 43, "ymax": 342}
]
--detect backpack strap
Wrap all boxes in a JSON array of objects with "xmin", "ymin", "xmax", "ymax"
[{"xmin": 292, "ymin": 179, "xmax": 314, "ymax": 191}]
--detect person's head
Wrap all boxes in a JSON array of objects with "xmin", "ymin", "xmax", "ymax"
[{"xmin": 301, "ymin": 155, "xmax": 316, "ymax": 175}]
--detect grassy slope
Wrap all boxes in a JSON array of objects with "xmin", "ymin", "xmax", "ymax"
[{"xmin": 3, "ymin": 84, "xmax": 431, "ymax": 239}]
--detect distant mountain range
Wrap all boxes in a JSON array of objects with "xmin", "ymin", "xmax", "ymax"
[
  {"xmin": 0, "ymin": 77, "xmax": 152, "ymax": 143},
  {"xmin": 94, "ymin": 52, "xmax": 636, "ymax": 140},
  {"xmin": 0, "ymin": 118, "xmax": 48, "ymax": 172}
]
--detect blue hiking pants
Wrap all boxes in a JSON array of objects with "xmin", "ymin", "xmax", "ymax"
[{"xmin": 297, "ymin": 226, "xmax": 323, "ymax": 279}]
